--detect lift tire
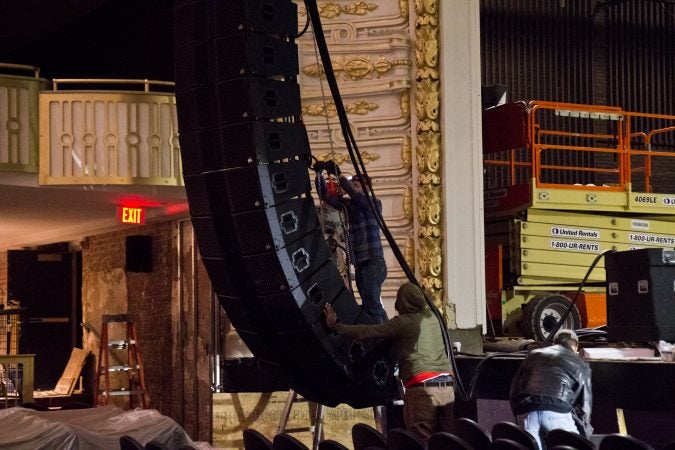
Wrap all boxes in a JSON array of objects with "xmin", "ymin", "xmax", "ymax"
[{"xmin": 522, "ymin": 294, "xmax": 581, "ymax": 341}]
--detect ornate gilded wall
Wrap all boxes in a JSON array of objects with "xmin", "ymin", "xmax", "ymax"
[{"xmin": 297, "ymin": 0, "xmax": 447, "ymax": 320}]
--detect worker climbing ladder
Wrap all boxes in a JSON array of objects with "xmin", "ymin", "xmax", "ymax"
[{"xmin": 95, "ymin": 314, "xmax": 149, "ymax": 409}]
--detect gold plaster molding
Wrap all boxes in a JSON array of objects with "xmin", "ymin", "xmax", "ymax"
[
  {"xmin": 400, "ymin": 0, "xmax": 409, "ymax": 18},
  {"xmin": 414, "ymin": 0, "xmax": 444, "ymax": 308},
  {"xmin": 403, "ymin": 185, "xmax": 413, "ymax": 223},
  {"xmin": 303, "ymin": 56, "xmax": 411, "ymax": 81},
  {"xmin": 400, "ymin": 91, "xmax": 411, "ymax": 120},
  {"xmin": 303, "ymin": 100, "xmax": 379, "ymax": 117},
  {"xmin": 315, "ymin": 151, "xmax": 380, "ymax": 164},
  {"xmin": 404, "ymin": 236, "xmax": 415, "ymax": 272},
  {"xmin": 402, "ymin": 135, "xmax": 411, "ymax": 170},
  {"xmin": 300, "ymin": 2, "xmax": 379, "ymax": 18}
]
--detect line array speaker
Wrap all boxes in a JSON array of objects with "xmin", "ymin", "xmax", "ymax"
[{"xmin": 174, "ymin": 0, "xmax": 397, "ymax": 406}]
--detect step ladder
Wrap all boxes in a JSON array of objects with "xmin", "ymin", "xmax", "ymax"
[
  {"xmin": 95, "ymin": 314, "xmax": 149, "ymax": 409},
  {"xmin": 277, "ymin": 389, "xmax": 325, "ymax": 450},
  {"xmin": 277, "ymin": 389, "xmax": 385, "ymax": 450}
]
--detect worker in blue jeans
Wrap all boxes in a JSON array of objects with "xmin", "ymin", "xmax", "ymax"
[
  {"xmin": 316, "ymin": 165, "xmax": 388, "ymax": 323},
  {"xmin": 509, "ymin": 329, "xmax": 593, "ymax": 449}
]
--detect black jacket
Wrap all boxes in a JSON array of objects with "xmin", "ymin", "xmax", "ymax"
[{"xmin": 509, "ymin": 344, "xmax": 593, "ymax": 435}]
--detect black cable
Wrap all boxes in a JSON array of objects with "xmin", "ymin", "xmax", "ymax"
[
  {"xmin": 302, "ymin": 6, "xmax": 613, "ymax": 399},
  {"xmin": 541, "ymin": 249, "xmax": 616, "ymax": 347},
  {"xmin": 296, "ymin": 11, "xmax": 311, "ymax": 38},
  {"xmin": 303, "ymin": 0, "xmax": 423, "ymax": 293},
  {"xmin": 457, "ymin": 249, "xmax": 617, "ymax": 402},
  {"xmin": 303, "ymin": 0, "xmax": 456, "ymax": 393},
  {"xmin": 466, "ymin": 351, "xmax": 529, "ymax": 400}
]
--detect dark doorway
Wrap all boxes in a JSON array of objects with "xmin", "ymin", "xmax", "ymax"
[{"xmin": 8, "ymin": 247, "xmax": 82, "ymax": 390}]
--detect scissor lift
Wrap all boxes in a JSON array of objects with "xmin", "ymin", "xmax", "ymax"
[{"xmin": 483, "ymin": 100, "xmax": 675, "ymax": 340}]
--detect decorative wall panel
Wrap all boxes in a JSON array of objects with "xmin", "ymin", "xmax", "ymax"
[
  {"xmin": 39, "ymin": 90, "xmax": 181, "ymax": 186},
  {"xmin": 0, "ymin": 73, "xmax": 43, "ymax": 172},
  {"xmin": 297, "ymin": 0, "xmax": 417, "ymax": 314},
  {"xmin": 414, "ymin": 0, "xmax": 444, "ymax": 309}
]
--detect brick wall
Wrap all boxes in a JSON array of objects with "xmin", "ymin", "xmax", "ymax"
[
  {"xmin": 0, "ymin": 251, "xmax": 6, "ymax": 306},
  {"xmin": 81, "ymin": 221, "xmax": 176, "ymax": 416}
]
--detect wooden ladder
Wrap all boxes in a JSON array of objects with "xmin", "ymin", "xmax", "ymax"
[{"xmin": 94, "ymin": 314, "xmax": 149, "ymax": 409}]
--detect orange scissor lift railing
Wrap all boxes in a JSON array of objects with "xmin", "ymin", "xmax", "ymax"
[
  {"xmin": 484, "ymin": 100, "xmax": 675, "ymax": 216},
  {"xmin": 482, "ymin": 100, "xmax": 675, "ymax": 339}
]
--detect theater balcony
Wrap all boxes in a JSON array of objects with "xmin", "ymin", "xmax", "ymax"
[{"xmin": 0, "ymin": 62, "xmax": 182, "ymax": 188}]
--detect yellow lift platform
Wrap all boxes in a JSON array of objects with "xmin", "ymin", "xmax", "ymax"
[{"xmin": 483, "ymin": 100, "xmax": 675, "ymax": 340}]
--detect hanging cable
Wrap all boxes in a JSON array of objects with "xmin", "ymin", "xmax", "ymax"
[
  {"xmin": 307, "ymin": 14, "xmax": 355, "ymax": 287},
  {"xmin": 541, "ymin": 248, "xmax": 616, "ymax": 347},
  {"xmin": 296, "ymin": 11, "xmax": 311, "ymax": 38},
  {"xmin": 457, "ymin": 250, "xmax": 617, "ymax": 402},
  {"xmin": 303, "ymin": 0, "xmax": 456, "ymax": 398}
]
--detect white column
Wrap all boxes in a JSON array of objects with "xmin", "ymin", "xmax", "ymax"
[{"xmin": 439, "ymin": 0, "xmax": 486, "ymax": 330}]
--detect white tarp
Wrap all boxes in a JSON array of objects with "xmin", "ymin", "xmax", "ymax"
[{"xmin": 0, "ymin": 405, "xmax": 216, "ymax": 449}]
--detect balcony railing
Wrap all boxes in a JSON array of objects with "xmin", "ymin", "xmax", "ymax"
[
  {"xmin": 39, "ymin": 79, "xmax": 182, "ymax": 186},
  {"xmin": 0, "ymin": 63, "xmax": 45, "ymax": 174},
  {"xmin": 1, "ymin": 66, "xmax": 182, "ymax": 186}
]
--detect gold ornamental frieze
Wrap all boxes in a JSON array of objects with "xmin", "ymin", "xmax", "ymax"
[
  {"xmin": 417, "ymin": 184, "xmax": 441, "ymax": 228},
  {"xmin": 301, "ymin": 88, "xmax": 410, "ymax": 130},
  {"xmin": 299, "ymin": 2, "xmax": 378, "ymax": 19},
  {"xmin": 418, "ymin": 236, "xmax": 443, "ymax": 300},
  {"xmin": 308, "ymin": 134, "xmax": 410, "ymax": 178},
  {"xmin": 416, "ymin": 78, "xmax": 440, "ymax": 131},
  {"xmin": 314, "ymin": 150, "xmax": 380, "ymax": 165},
  {"xmin": 414, "ymin": 0, "xmax": 443, "ymax": 309},
  {"xmin": 303, "ymin": 56, "xmax": 410, "ymax": 81},
  {"xmin": 302, "ymin": 100, "xmax": 379, "ymax": 118},
  {"xmin": 416, "ymin": 130, "xmax": 440, "ymax": 174},
  {"xmin": 299, "ymin": 0, "xmax": 407, "ymax": 25}
]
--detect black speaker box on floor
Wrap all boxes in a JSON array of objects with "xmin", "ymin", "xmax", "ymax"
[
  {"xmin": 126, "ymin": 235, "xmax": 153, "ymax": 273},
  {"xmin": 605, "ymin": 248, "xmax": 675, "ymax": 342}
]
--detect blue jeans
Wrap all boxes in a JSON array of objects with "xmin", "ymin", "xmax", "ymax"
[
  {"xmin": 355, "ymin": 258, "xmax": 388, "ymax": 323},
  {"xmin": 517, "ymin": 410, "xmax": 578, "ymax": 450}
]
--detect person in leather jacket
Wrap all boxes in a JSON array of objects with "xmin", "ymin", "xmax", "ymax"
[{"xmin": 509, "ymin": 329, "xmax": 592, "ymax": 449}]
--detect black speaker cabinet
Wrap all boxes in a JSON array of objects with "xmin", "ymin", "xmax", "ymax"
[
  {"xmin": 174, "ymin": 0, "xmax": 398, "ymax": 407},
  {"xmin": 605, "ymin": 248, "xmax": 675, "ymax": 342},
  {"xmin": 126, "ymin": 235, "xmax": 153, "ymax": 273}
]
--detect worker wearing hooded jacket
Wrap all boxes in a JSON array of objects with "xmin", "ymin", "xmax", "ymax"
[{"xmin": 324, "ymin": 282, "xmax": 454, "ymax": 440}]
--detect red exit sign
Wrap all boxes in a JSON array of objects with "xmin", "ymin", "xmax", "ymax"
[{"xmin": 118, "ymin": 206, "xmax": 146, "ymax": 225}]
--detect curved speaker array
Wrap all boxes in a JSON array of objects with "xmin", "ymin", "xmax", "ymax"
[{"xmin": 173, "ymin": 0, "xmax": 398, "ymax": 407}]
